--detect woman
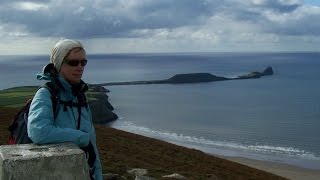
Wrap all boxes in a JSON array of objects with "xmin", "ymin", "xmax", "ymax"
[{"xmin": 28, "ymin": 39, "xmax": 102, "ymax": 180}]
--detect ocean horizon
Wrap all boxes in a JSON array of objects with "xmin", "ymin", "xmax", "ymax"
[{"xmin": 1, "ymin": 52, "xmax": 319, "ymax": 170}]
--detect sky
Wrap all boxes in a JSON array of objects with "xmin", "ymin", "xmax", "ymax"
[{"xmin": 0, "ymin": 0, "xmax": 320, "ymax": 55}]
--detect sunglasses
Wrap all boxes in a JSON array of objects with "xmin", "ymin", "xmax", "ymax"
[{"xmin": 64, "ymin": 59, "xmax": 88, "ymax": 67}]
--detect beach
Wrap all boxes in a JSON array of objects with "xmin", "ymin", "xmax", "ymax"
[{"xmin": 225, "ymin": 156, "xmax": 320, "ymax": 180}]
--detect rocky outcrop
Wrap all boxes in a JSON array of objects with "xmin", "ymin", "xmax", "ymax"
[
  {"xmin": 262, "ymin": 66, "xmax": 274, "ymax": 76},
  {"xmin": 163, "ymin": 173, "xmax": 186, "ymax": 179},
  {"xmin": 123, "ymin": 168, "xmax": 187, "ymax": 180},
  {"xmin": 235, "ymin": 66, "xmax": 273, "ymax": 79},
  {"xmin": 87, "ymin": 85, "xmax": 118, "ymax": 124}
]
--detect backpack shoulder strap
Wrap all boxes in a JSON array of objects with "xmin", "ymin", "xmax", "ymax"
[
  {"xmin": 75, "ymin": 92, "xmax": 88, "ymax": 130},
  {"xmin": 40, "ymin": 82, "xmax": 60, "ymax": 119},
  {"xmin": 77, "ymin": 92, "xmax": 88, "ymax": 108}
]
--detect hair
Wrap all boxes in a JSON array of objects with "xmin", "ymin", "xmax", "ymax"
[{"xmin": 50, "ymin": 39, "xmax": 85, "ymax": 71}]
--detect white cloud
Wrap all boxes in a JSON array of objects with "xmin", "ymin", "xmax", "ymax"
[{"xmin": 13, "ymin": 2, "xmax": 49, "ymax": 11}]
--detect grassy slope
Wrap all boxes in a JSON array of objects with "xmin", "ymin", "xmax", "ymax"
[
  {"xmin": 0, "ymin": 86, "xmax": 99, "ymax": 108},
  {"xmin": 0, "ymin": 88, "xmax": 287, "ymax": 180}
]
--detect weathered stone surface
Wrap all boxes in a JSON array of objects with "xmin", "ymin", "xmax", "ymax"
[
  {"xmin": 0, "ymin": 143, "xmax": 89, "ymax": 180},
  {"xmin": 103, "ymin": 173, "xmax": 120, "ymax": 180},
  {"xmin": 163, "ymin": 173, "xmax": 186, "ymax": 179},
  {"xmin": 135, "ymin": 176, "xmax": 156, "ymax": 180},
  {"xmin": 127, "ymin": 168, "xmax": 148, "ymax": 176}
]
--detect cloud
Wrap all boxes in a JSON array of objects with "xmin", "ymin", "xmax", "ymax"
[
  {"xmin": 247, "ymin": 0, "xmax": 303, "ymax": 12},
  {"xmin": 0, "ymin": 0, "xmax": 215, "ymax": 38},
  {"xmin": 0, "ymin": 0, "xmax": 319, "ymax": 54}
]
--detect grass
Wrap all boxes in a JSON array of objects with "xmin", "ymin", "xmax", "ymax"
[
  {"xmin": 0, "ymin": 85, "xmax": 101, "ymax": 107},
  {"xmin": 0, "ymin": 88, "xmax": 35, "ymax": 107}
]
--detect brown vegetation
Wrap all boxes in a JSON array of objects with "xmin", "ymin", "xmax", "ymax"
[{"xmin": 0, "ymin": 106, "xmax": 286, "ymax": 179}]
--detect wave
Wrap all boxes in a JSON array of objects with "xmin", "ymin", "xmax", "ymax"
[{"xmin": 112, "ymin": 120, "xmax": 319, "ymax": 161}]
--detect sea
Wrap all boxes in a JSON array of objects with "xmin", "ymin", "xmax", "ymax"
[{"xmin": 0, "ymin": 52, "xmax": 319, "ymax": 169}]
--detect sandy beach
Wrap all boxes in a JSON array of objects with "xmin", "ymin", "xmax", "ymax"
[{"xmin": 225, "ymin": 156, "xmax": 320, "ymax": 180}]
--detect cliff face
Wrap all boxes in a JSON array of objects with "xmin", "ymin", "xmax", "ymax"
[{"xmin": 87, "ymin": 85, "xmax": 118, "ymax": 124}]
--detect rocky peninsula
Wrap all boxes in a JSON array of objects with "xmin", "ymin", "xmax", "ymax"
[{"xmin": 96, "ymin": 66, "xmax": 273, "ymax": 86}]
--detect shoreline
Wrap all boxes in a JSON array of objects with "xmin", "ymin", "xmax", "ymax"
[
  {"xmin": 110, "ymin": 125, "xmax": 320, "ymax": 179},
  {"xmin": 111, "ymin": 125, "xmax": 320, "ymax": 178},
  {"xmin": 222, "ymin": 156, "xmax": 320, "ymax": 180}
]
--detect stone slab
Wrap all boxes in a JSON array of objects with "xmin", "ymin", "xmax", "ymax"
[{"xmin": 0, "ymin": 143, "xmax": 89, "ymax": 180}]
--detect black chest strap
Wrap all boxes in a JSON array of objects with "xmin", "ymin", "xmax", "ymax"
[{"xmin": 59, "ymin": 94, "xmax": 88, "ymax": 129}]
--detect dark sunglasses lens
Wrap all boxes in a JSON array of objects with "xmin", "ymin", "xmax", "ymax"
[
  {"xmin": 67, "ymin": 61, "xmax": 79, "ymax": 66},
  {"xmin": 81, "ymin": 60, "xmax": 88, "ymax": 66},
  {"xmin": 65, "ymin": 60, "xmax": 87, "ymax": 67}
]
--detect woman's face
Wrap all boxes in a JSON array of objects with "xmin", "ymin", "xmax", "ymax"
[{"xmin": 59, "ymin": 48, "xmax": 86, "ymax": 84}]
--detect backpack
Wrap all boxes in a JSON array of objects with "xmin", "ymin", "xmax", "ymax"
[
  {"xmin": 7, "ymin": 82, "xmax": 88, "ymax": 145},
  {"xmin": 7, "ymin": 82, "xmax": 60, "ymax": 145}
]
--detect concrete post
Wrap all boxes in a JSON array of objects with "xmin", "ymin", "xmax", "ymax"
[{"xmin": 0, "ymin": 143, "xmax": 90, "ymax": 180}]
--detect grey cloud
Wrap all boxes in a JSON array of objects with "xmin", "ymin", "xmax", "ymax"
[
  {"xmin": 253, "ymin": 0, "xmax": 303, "ymax": 13},
  {"xmin": 0, "ymin": 0, "xmax": 215, "ymax": 39},
  {"xmin": 266, "ymin": 13, "xmax": 320, "ymax": 36},
  {"xmin": 226, "ymin": 0, "xmax": 303, "ymax": 22},
  {"xmin": 0, "ymin": 0, "xmax": 319, "ymax": 40},
  {"xmin": 218, "ymin": 0, "xmax": 320, "ymax": 36},
  {"xmin": 0, "ymin": 0, "xmax": 50, "ymax": 3}
]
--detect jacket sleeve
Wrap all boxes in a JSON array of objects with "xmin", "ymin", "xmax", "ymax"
[
  {"xmin": 27, "ymin": 87, "xmax": 90, "ymax": 147},
  {"xmin": 87, "ymin": 107, "xmax": 103, "ymax": 180}
]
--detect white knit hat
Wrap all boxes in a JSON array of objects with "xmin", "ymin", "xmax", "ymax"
[{"xmin": 50, "ymin": 39, "xmax": 84, "ymax": 71}]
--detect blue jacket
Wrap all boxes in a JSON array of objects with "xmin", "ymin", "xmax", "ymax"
[{"xmin": 28, "ymin": 75, "xmax": 103, "ymax": 180}]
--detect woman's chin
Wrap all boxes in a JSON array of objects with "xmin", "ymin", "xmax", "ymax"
[{"xmin": 68, "ymin": 78, "xmax": 81, "ymax": 84}]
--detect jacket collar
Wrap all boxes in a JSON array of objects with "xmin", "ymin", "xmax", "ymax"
[{"xmin": 57, "ymin": 75, "xmax": 88, "ymax": 96}]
